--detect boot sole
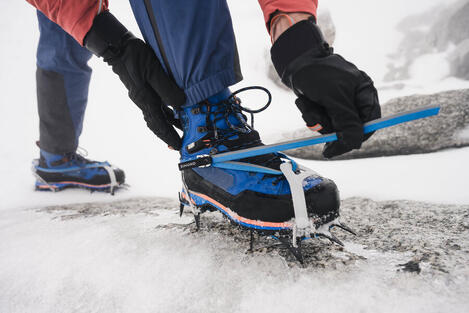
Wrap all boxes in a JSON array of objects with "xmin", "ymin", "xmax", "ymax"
[
  {"xmin": 181, "ymin": 189, "xmax": 294, "ymax": 232},
  {"xmin": 35, "ymin": 181, "xmax": 122, "ymax": 192}
]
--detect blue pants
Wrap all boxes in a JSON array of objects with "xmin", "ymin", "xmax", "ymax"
[
  {"xmin": 37, "ymin": 0, "xmax": 241, "ymax": 154},
  {"xmin": 36, "ymin": 11, "xmax": 93, "ymax": 154},
  {"xmin": 128, "ymin": 0, "xmax": 242, "ymax": 106}
]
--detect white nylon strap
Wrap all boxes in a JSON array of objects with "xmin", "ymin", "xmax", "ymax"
[
  {"xmin": 280, "ymin": 162, "xmax": 317, "ymax": 240},
  {"xmin": 103, "ymin": 165, "xmax": 118, "ymax": 194},
  {"xmin": 32, "ymin": 165, "xmax": 56, "ymax": 192}
]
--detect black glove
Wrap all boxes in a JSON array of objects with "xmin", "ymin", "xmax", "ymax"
[
  {"xmin": 84, "ymin": 11, "xmax": 185, "ymax": 150},
  {"xmin": 271, "ymin": 17, "xmax": 381, "ymax": 158}
]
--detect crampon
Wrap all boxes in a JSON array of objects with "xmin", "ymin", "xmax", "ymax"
[{"xmin": 179, "ymin": 159, "xmax": 357, "ymax": 264}]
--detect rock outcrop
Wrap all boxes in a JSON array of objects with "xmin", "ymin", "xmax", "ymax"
[
  {"xmin": 385, "ymin": 0, "xmax": 469, "ymax": 81},
  {"xmin": 283, "ymin": 89, "xmax": 469, "ymax": 160}
]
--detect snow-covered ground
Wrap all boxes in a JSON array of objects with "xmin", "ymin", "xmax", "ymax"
[
  {"xmin": 1, "ymin": 1, "xmax": 469, "ymax": 312},
  {"xmin": 2, "ymin": 197, "xmax": 468, "ymax": 313}
]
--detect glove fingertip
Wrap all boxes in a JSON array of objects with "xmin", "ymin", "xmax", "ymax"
[
  {"xmin": 322, "ymin": 144, "xmax": 335, "ymax": 159},
  {"xmin": 170, "ymin": 142, "xmax": 182, "ymax": 151},
  {"xmin": 322, "ymin": 140, "xmax": 355, "ymax": 159},
  {"xmin": 165, "ymin": 130, "xmax": 182, "ymax": 151}
]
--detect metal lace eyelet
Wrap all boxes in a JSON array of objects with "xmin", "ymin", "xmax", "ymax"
[{"xmin": 210, "ymin": 148, "xmax": 218, "ymax": 155}]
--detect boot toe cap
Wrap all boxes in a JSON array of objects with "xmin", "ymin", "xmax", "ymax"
[
  {"xmin": 113, "ymin": 167, "xmax": 126, "ymax": 184},
  {"xmin": 306, "ymin": 178, "xmax": 340, "ymax": 221}
]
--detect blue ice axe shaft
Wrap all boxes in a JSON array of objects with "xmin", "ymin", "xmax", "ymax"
[{"xmin": 211, "ymin": 105, "xmax": 440, "ymax": 164}]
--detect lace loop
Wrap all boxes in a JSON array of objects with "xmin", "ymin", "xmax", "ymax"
[
  {"xmin": 201, "ymin": 86, "xmax": 271, "ymax": 146},
  {"xmin": 230, "ymin": 86, "xmax": 272, "ymax": 114}
]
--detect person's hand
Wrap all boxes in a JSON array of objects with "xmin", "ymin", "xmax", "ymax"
[
  {"xmin": 271, "ymin": 17, "xmax": 381, "ymax": 158},
  {"xmin": 84, "ymin": 11, "xmax": 185, "ymax": 150}
]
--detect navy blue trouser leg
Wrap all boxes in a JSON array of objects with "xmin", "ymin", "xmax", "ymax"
[
  {"xmin": 36, "ymin": 11, "xmax": 93, "ymax": 154},
  {"xmin": 129, "ymin": 0, "xmax": 242, "ymax": 106}
]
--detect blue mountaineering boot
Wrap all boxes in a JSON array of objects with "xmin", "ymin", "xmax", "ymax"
[
  {"xmin": 178, "ymin": 88, "xmax": 340, "ymax": 232},
  {"xmin": 33, "ymin": 149, "xmax": 125, "ymax": 194}
]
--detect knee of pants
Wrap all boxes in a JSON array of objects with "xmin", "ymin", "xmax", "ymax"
[{"xmin": 36, "ymin": 10, "xmax": 93, "ymax": 73}]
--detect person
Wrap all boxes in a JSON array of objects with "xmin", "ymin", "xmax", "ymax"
[
  {"xmin": 33, "ymin": 10, "xmax": 126, "ymax": 193},
  {"xmin": 26, "ymin": 0, "xmax": 381, "ymax": 227}
]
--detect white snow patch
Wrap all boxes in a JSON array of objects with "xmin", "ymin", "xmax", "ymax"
[
  {"xmin": 378, "ymin": 76, "xmax": 469, "ymax": 104},
  {"xmin": 297, "ymin": 147, "xmax": 469, "ymax": 205},
  {"xmin": 409, "ymin": 52, "xmax": 451, "ymax": 84},
  {"xmin": 456, "ymin": 126, "xmax": 469, "ymax": 140},
  {"xmin": 1, "ymin": 208, "xmax": 468, "ymax": 313}
]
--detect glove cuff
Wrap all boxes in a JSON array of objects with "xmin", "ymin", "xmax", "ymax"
[
  {"xmin": 270, "ymin": 17, "xmax": 332, "ymax": 88},
  {"xmin": 84, "ymin": 11, "xmax": 135, "ymax": 59}
]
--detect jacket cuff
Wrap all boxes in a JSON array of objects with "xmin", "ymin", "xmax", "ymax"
[{"xmin": 258, "ymin": 0, "xmax": 318, "ymax": 31}]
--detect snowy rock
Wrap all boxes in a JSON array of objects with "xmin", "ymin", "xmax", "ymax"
[
  {"xmin": 449, "ymin": 39, "xmax": 469, "ymax": 80},
  {"xmin": 339, "ymin": 197, "xmax": 469, "ymax": 275},
  {"xmin": 35, "ymin": 196, "xmax": 469, "ymax": 275},
  {"xmin": 283, "ymin": 88, "xmax": 469, "ymax": 160},
  {"xmin": 385, "ymin": 0, "xmax": 469, "ymax": 81}
]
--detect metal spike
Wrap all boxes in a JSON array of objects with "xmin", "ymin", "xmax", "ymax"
[
  {"xmin": 278, "ymin": 237, "xmax": 304, "ymax": 264},
  {"xmin": 194, "ymin": 213, "xmax": 201, "ymax": 231},
  {"xmin": 334, "ymin": 222, "xmax": 357, "ymax": 236},
  {"xmin": 179, "ymin": 203, "xmax": 184, "ymax": 217},
  {"xmin": 328, "ymin": 233, "xmax": 344, "ymax": 246},
  {"xmin": 178, "ymin": 192, "xmax": 186, "ymax": 217},
  {"xmin": 316, "ymin": 232, "xmax": 344, "ymax": 246},
  {"xmin": 249, "ymin": 230, "xmax": 254, "ymax": 252},
  {"xmin": 120, "ymin": 183, "xmax": 131, "ymax": 190}
]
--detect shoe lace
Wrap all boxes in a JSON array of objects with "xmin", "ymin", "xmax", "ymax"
[
  {"xmin": 200, "ymin": 86, "xmax": 272, "ymax": 150},
  {"xmin": 200, "ymin": 86, "xmax": 284, "ymax": 183},
  {"xmin": 66, "ymin": 147, "xmax": 93, "ymax": 166}
]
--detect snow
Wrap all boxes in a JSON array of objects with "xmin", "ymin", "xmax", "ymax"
[
  {"xmin": 1, "ymin": 0, "xmax": 469, "ymax": 312},
  {"xmin": 1, "ymin": 204, "xmax": 468, "ymax": 313},
  {"xmin": 301, "ymin": 147, "xmax": 469, "ymax": 205},
  {"xmin": 409, "ymin": 52, "xmax": 452, "ymax": 83},
  {"xmin": 457, "ymin": 126, "xmax": 469, "ymax": 140}
]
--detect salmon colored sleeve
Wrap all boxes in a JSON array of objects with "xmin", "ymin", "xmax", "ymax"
[
  {"xmin": 258, "ymin": 0, "xmax": 318, "ymax": 30},
  {"xmin": 26, "ymin": 0, "xmax": 108, "ymax": 45}
]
